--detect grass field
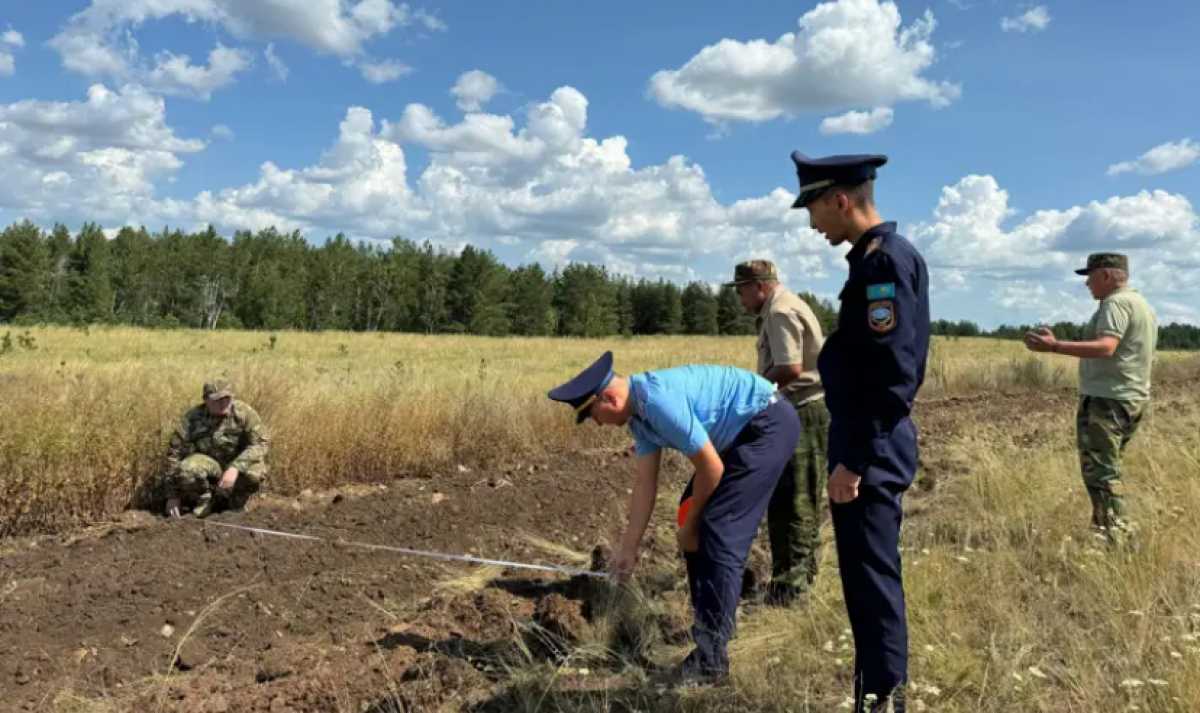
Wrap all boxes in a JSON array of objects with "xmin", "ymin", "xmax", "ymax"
[{"xmin": 2, "ymin": 327, "xmax": 1199, "ymax": 712}]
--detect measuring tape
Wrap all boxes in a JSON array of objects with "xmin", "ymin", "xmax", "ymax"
[{"xmin": 198, "ymin": 520, "xmax": 610, "ymax": 580}]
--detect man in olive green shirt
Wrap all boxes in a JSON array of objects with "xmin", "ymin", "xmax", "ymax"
[
  {"xmin": 729, "ymin": 260, "xmax": 830, "ymax": 604},
  {"xmin": 1025, "ymin": 253, "xmax": 1157, "ymax": 539}
]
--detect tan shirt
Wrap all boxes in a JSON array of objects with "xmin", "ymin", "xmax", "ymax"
[
  {"xmin": 1078, "ymin": 286, "xmax": 1157, "ymax": 402},
  {"xmin": 756, "ymin": 286, "xmax": 825, "ymax": 404}
]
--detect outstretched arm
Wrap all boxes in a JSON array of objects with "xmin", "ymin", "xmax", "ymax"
[
  {"xmin": 612, "ymin": 450, "xmax": 662, "ymax": 582},
  {"xmin": 1025, "ymin": 327, "xmax": 1119, "ymax": 358}
]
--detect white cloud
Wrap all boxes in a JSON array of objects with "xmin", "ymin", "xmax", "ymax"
[
  {"xmin": 1054, "ymin": 191, "xmax": 1198, "ymax": 251},
  {"xmin": 264, "ymin": 43, "xmax": 289, "ymax": 81},
  {"xmin": 912, "ymin": 174, "xmax": 1200, "ymax": 324},
  {"xmin": 0, "ymin": 84, "xmax": 204, "ymax": 221},
  {"xmin": 48, "ymin": 0, "xmax": 442, "ymax": 97},
  {"xmin": 1001, "ymin": 6, "xmax": 1051, "ymax": 33},
  {"xmin": 119, "ymin": 85, "xmax": 817, "ymax": 283},
  {"xmin": 155, "ymin": 105, "xmax": 421, "ymax": 236},
  {"xmin": 915, "ymin": 175, "xmax": 1199, "ymax": 270},
  {"xmin": 648, "ymin": 0, "xmax": 959, "ymax": 124},
  {"xmin": 145, "ymin": 45, "xmax": 252, "ymax": 100},
  {"xmin": 451, "ymin": 70, "xmax": 501, "ymax": 112},
  {"xmin": 358, "ymin": 58, "xmax": 411, "ymax": 83},
  {"xmin": 993, "ymin": 281, "xmax": 1091, "ymax": 323},
  {"xmin": 819, "ymin": 106, "xmax": 894, "ymax": 135},
  {"xmin": 211, "ymin": 124, "xmax": 234, "ymax": 141},
  {"xmin": 0, "ymin": 27, "xmax": 23, "ymax": 76},
  {"xmin": 1107, "ymin": 138, "xmax": 1200, "ymax": 176}
]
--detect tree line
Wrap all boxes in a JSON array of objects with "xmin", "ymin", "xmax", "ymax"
[
  {"xmin": 932, "ymin": 319, "xmax": 1200, "ymax": 350},
  {"xmin": 0, "ymin": 220, "xmax": 835, "ymax": 337},
  {"xmin": 1, "ymin": 221, "xmax": 1196, "ymax": 349}
]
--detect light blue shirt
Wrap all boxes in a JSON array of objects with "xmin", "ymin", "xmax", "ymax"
[{"xmin": 627, "ymin": 365, "xmax": 776, "ymax": 457}]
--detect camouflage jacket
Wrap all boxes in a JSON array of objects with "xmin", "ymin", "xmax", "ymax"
[{"xmin": 165, "ymin": 400, "xmax": 270, "ymax": 476}]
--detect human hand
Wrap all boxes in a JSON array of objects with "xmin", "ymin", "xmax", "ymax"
[
  {"xmin": 676, "ymin": 522, "xmax": 700, "ymax": 554},
  {"xmin": 165, "ymin": 497, "xmax": 182, "ymax": 518},
  {"xmin": 1024, "ymin": 326, "xmax": 1057, "ymax": 353},
  {"xmin": 610, "ymin": 544, "xmax": 639, "ymax": 583},
  {"xmin": 217, "ymin": 467, "xmax": 239, "ymax": 492},
  {"xmin": 828, "ymin": 464, "xmax": 862, "ymax": 504}
]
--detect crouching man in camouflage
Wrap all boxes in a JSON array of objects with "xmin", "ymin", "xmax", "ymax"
[
  {"xmin": 163, "ymin": 379, "xmax": 270, "ymax": 518},
  {"xmin": 1024, "ymin": 253, "xmax": 1157, "ymax": 541}
]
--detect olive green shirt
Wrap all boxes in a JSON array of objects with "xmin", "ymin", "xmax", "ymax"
[
  {"xmin": 755, "ymin": 286, "xmax": 824, "ymax": 405},
  {"xmin": 1078, "ymin": 287, "xmax": 1157, "ymax": 402}
]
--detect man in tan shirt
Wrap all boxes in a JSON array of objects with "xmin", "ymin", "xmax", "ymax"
[{"xmin": 728, "ymin": 260, "xmax": 830, "ymax": 604}]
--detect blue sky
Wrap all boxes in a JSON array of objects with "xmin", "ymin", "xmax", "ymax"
[{"xmin": 1, "ymin": 0, "xmax": 1198, "ymax": 327}]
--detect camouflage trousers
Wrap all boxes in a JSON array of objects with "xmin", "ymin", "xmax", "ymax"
[
  {"xmin": 1076, "ymin": 395, "xmax": 1146, "ymax": 530},
  {"xmin": 767, "ymin": 398, "xmax": 831, "ymax": 596},
  {"xmin": 164, "ymin": 454, "xmax": 266, "ymax": 509}
]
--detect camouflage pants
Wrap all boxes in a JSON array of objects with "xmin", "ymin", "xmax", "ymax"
[
  {"xmin": 767, "ymin": 398, "xmax": 831, "ymax": 595},
  {"xmin": 164, "ymin": 454, "xmax": 266, "ymax": 509},
  {"xmin": 1076, "ymin": 396, "xmax": 1146, "ymax": 529}
]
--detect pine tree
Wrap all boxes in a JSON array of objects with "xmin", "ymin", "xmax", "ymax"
[
  {"xmin": 67, "ymin": 223, "xmax": 115, "ymax": 323},
  {"xmin": 681, "ymin": 281, "xmax": 719, "ymax": 335},
  {"xmin": 717, "ymin": 284, "xmax": 755, "ymax": 335},
  {"xmin": 0, "ymin": 221, "xmax": 50, "ymax": 322}
]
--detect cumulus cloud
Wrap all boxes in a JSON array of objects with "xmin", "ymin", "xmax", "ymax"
[
  {"xmin": 145, "ymin": 45, "xmax": 252, "ymax": 99},
  {"xmin": 0, "ymin": 84, "xmax": 204, "ymax": 221},
  {"xmin": 1001, "ymin": 6, "xmax": 1051, "ymax": 33},
  {"xmin": 132, "ymin": 85, "xmax": 818, "ymax": 282},
  {"xmin": 451, "ymin": 70, "xmax": 501, "ymax": 112},
  {"xmin": 48, "ymin": 0, "xmax": 442, "ymax": 97},
  {"xmin": 1054, "ymin": 191, "xmax": 1199, "ymax": 251},
  {"xmin": 211, "ymin": 124, "xmax": 235, "ymax": 141},
  {"xmin": 264, "ymin": 43, "xmax": 289, "ymax": 81},
  {"xmin": 154, "ymin": 105, "xmax": 420, "ymax": 236},
  {"xmin": 358, "ymin": 58, "xmax": 411, "ymax": 83},
  {"xmin": 820, "ymin": 107, "xmax": 894, "ymax": 135},
  {"xmin": 648, "ymin": 0, "xmax": 959, "ymax": 124},
  {"xmin": 915, "ymin": 175, "xmax": 1199, "ymax": 270},
  {"xmin": 912, "ymin": 174, "xmax": 1200, "ymax": 323},
  {"xmin": 1107, "ymin": 138, "xmax": 1200, "ymax": 176},
  {"xmin": 0, "ymin": 27, "xmax": 24, "ymax": 76}
]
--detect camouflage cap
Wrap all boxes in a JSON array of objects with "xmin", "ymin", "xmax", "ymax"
[
  {"xmin": 1075, "ymin": 252, "xmax": 1129, "ymax": 276},
  {"xmin": 724, "ymin": 260, "xmax": 779, "ymax": 286},
  {"xmin": 202, "ymin": 379, "xmax": 234, "ymax": 401}
]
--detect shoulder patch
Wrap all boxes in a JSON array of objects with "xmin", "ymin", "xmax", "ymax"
[
  {"xmin": 866, "ymin": 282, "xmax": 896, "ymax": 300},
  {"xmin": 868, "ymin": 300, "xmax": 896, "ymax": 333}
]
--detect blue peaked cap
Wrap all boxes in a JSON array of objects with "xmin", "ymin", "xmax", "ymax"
[
  {"xmin": 548, "ymin": 351, "xmax": 615, "ymax": 424},
  {"xmin": 790, "ymin": 152, "xmax": 888, "ymax": 209}
]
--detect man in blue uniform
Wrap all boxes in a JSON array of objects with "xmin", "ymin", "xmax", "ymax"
[
  {"xmin": 548, "ymin": 353, "xmax": 800, "ymax": 683},
  {"xmin": 791, "ymin": 152, "xmax": 930, "ymax": 713}
]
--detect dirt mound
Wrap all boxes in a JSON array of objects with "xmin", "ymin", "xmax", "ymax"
[{"xmin": 532, "ymin": 593, "xmax": 589, "ymax": 658}]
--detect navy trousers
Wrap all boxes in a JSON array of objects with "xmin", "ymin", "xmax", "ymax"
[
  {"xmin": 829, "ymin": 417, "xmax": 917, "ymax": 708},
  {"xmin": 681, "ymin": 398, "xmax": 800, "ymax": 674}
]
